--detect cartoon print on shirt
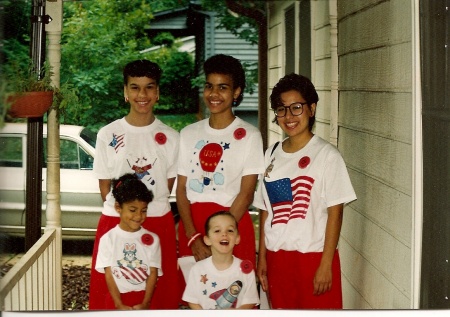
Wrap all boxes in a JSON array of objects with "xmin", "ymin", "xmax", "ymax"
[
  {"xmin": 126, "ymin": 157, "xmax": 157, "ymax": 186},
  {"xmin": 264, "ymin": 157, "xmax": 275, "ymax": 178},
  {"xmin": 189, "ymin": 140, "xmax": 229, "ymax": 193},
  {"xmin": 208, "ymin": 280, "xmax": 243, "ymax": 309},
  {"xmin": 109, "ymin": 133, "xmax": 125, "ymax": 153},
  {"xmin": 112, "ymin": 243, "xmax": 149, "ymax": 285}
]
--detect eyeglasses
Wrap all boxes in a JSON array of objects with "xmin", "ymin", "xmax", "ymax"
[{"xmin": 273, "ymin": 102, "xmax": 308, "ymax": 118}]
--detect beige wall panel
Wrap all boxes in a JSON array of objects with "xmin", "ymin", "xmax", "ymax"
[
  {"xmin": 342, "ymin": 276, "xmax": 372, "ymax": 309},
  {"xmin": 341, "ymin": 205, "xmax": 411, "ymax": 295},
  {"xmin": 338, "ymin": 0, "xmax": 387, "ymax": 18},
  {"xmin": 268, "ymin": 65, "xmax": 283, "ymax": 88},
  {"xmin": 314, "ymin": 25, "xmax": 331, "ymax": 60},
  {"xmin": 339, "ymin": 128, "xmax": 411, "ymax": 194},
  {"xmin": 267, "ymin": 129, "xmax": 283, "ymax": 148},
  {"xmin": 348, "ymin": 169, "xmax": 411, "ymax": 246},
  {"xmin": 312, "ymin": 58, "xmax": 331, "ymax": 90},
  {"xmin": 339, "ymin": 239, "xmax": 410, "ymax": 308},
  {"xmin": 268, "ymin": 46, "xmax": 282, "ymax": 73},
  {"xmin": 339, "ymin": 44, "xmax": 412, "ymax": 92},
  {"xmin": 313, "ymin": 0, "xmax": 330, "ymax": 28},
  {"xmin": 313, "ymin": 122, "xmax": 331, "ymax": 143},
  {"xmin": 338, "ymin": 1, "xmax": 411, "ymax": 55},
  {"xmin": 339, "ymin": 91, "xmax": 412, "ymax": 143},
  {"xmin": 268, "ymin": 22, "xmax": 282, "ymax": 48},
  {"xmin": 316, "ymin": 90, "xmax": 332, "ymax": 124}
]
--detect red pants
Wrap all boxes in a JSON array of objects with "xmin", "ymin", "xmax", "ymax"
[
  {"xmin": 104, "ymin": 291, "xmax": 147, "ymax": 309},
  {"xmin": 89, "ymin": 212, "xmax": 179, "ymax": 309},
  {"xmin": 266, "ymin": 249, "xmax": 342, "ymax": 309},
  {"xmin": 177, "ymin": 202, "xmax": 256, "ymax": 302}
]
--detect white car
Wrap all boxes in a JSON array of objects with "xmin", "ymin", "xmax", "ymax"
[{"xmin": 0, "ymin": 123, "xmax": 103, "ymax": 239}]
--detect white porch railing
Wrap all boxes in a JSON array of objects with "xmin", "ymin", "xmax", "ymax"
[{"xmin": 0, "ymin": 229, "xmax": 62, "ymax": 310}]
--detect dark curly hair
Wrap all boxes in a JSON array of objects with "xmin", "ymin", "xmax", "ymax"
[
  {"xmin": 270, "ymin": 73, "xmax": 319, "ymax": 131},
  {"xmin": 123, "ymin": 59, "xmax": 162, "ymax": 85},
  {"xmin": 203, "ymin": 54, "xmax": 246, "ymax": 107},
  {"xmin": 112, "ymin": 173, "xmax": 153, "ymax": 206}
]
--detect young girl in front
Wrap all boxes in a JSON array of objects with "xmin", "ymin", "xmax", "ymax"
[
  {"xmin": 95, "ymin": 173, "xmax": 162, "ymax": 310},
  {"xmin": 182, "ymin": 211, "xmax": 260, "ymax": 309}
]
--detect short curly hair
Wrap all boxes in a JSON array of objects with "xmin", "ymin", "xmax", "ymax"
[
  {"xmin": 270, "ymin": 73, "xmax": 319, "ymax": 130},
  {"xmin": 203, "ymin": 54, "xmax": 246, "ymax": 107},
  {"xmin": 123, "ymin": 59, "xmax": 162, "ymax": 85},
  {"xmin": 112, "ymin": 173, "xmax": 153, "ymax": 206}
]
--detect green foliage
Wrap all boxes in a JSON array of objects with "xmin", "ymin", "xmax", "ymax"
[
  {"xmin": 60, "ymin": 0, "xmax": 154, "ymax": 130},
  {"xmin": 157, "ymin": 113, "xmax": 198, "ymax": 132},
  {"xmin": 144, "ymin": 50, "xmax": 197, "ymax": 114},
  {"xmin": 201, "ymin": 0, "xmax": 264, "ymax": 45}
]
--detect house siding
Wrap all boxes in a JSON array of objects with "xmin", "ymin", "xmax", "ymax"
[
  {"xmin": 266, "ymin": 0, "xmax": 414, "ymax": 309},
  {"xmin": 338, "ymin": 0, "xmax": 413, "ymax": 309}
]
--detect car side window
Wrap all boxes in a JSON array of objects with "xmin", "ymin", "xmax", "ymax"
[
  {"xmin": 0, "ymin": 136, "xmax": 23, "ymax": 167},
  {"xmin": 79, "ymin": 146, "xmax": 94, "ymax": 170},
  {"xmin": 43, "ymin": 138, "xmax": 93, "ymax": 170}
]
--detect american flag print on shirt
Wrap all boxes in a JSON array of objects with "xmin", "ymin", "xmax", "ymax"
[
  {"xmin": 109, "ymin": 133, "xmax": 125, "ymax": 153},
  {"xmin": 264, "ymin": 175, "xmax": 315, "ymax": 225}
]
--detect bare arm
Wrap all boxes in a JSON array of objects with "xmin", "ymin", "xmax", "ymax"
[
  {"xmin": 105, "ymin": 267, "xmax": 132, "ymax": 310},
  {"xmin": 256, "ymin": 209, "xmax": 269, "ymax": 292},
  {"xmin": 99, "ymin": 179, "xmax": 111, "ymax": 202},
  {"xmin": 187, "ymin": 302, "xmax": 203, "ymax": 309},
  {"xmin": 228, "ymin": 174, "xmax": 258, "ymax": 222},
  {"xmin": 132, "ymin": 267, "xmax": 158, "ymax": 310},
  {"xmin": 176, "ymin": 174, "xmax": 211, "ymax": 261},
  {"xmin": 167, "ymin": 176, "xmax": 176, "ymax": 194},
  {"xmin": 313, "ymin": 203, "xmax": 343, "ymax": 295}
]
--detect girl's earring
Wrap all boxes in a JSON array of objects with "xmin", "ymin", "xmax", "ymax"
[
  {"xmin": 125, "ymin": 97, "xmax": 129, "ymax": 103},
  {"xmin": 232, "ymin": 99, "xmax": 238, "ymax": 107}
]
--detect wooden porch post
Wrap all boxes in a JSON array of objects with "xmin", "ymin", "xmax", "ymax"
[{"xmin": 45, "ymin": 0, "xmax": 63, "ymax": 310}]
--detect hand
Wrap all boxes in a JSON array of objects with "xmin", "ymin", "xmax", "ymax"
[
  {"xmin": 190, "ymin": 238, "xmax": 211, "ymax": 261},
  {"xmin": 257, "ymin": 256, "xmax": 269, "ymax": 292},
  {"xmin": 132, "ymin": 303, "xmax": 149, "ymax": 310},
  {"xmin": 313, "ymin": 263, "xmax": 332, "ymax": 295},
  {"xmin": 115, "ymin": 303, "xmax": 133, "ymax": 310}
]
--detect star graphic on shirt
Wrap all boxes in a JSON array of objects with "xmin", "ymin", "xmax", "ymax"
[
  {"xmin": 212, "ymin": 282, "xmax": 217, "ymax": 288},
  {"xmin": 200, "ymin": 274, "xmax": 208, "ymax": 284},
  {"xmin": 223, "ymin": 143, "xmax": 230, "ymax": 150},
  {"xmin": 203, "ymin": 289, "xmax": 207, "ymax": 295}
]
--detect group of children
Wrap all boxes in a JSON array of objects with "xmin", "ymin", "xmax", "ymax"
[{"xmin": 89, "ymin": 55, "xmax": 356, "ymax": 310}]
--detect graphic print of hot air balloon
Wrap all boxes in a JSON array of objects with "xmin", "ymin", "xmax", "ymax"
[{"xmin": 199, "ymin": 143, "xmax": 223, "ymax": 186}]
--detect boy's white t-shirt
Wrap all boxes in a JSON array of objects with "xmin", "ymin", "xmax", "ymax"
[
  {"xmin": 94, "ymin": 117, "xmax": 179, "ymax": 217},
  {"xmin": 96, "ymin": 225, "xmax": 162, "ymax": 293},
  {"xmin": 253, "ymin": 135, "xmax": 357, "ymax": 252},
  {"xmin": 182, "ymin": 256, "xmax": 260, "ymax": 309},
  {"xmin": 178, "ymin": 117, "xmax": 264, "ymax": 207}
]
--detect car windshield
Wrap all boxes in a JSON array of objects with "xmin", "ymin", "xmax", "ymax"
[{"xmin": 80, "ymin": 127, "xmax": 97, "ymax": 148}]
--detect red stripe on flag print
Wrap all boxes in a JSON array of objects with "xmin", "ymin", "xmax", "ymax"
[
  {"xmin": 272, "ymin": 175, "xmax": 314, "ymax": 225},
  {"xmin": 120, "ymin": 266, "xmax": 148, "ymax": 284}
]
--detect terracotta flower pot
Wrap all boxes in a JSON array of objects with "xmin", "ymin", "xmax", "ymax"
[{"xmin": 7, "ymin": 91, "xmax": 54, "ymax": 118}]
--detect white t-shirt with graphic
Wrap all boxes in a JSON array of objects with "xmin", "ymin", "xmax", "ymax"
[
  {"xmin": 178, "ymin": 117, "xmax": 264, "ymax": 207},
  {"xmin": 96, "ymin": 225, "xmax": 162, "ymax": 293},
  {"xmin": 182, "ymin": 256, "xmax": 260, "ymax": 309},
  {"xmin": 253, "ymin": 135, "xmax": 357, "ymax": 252},
  {"xmin": 94, "ymin": 117, "xmax": 179, "ymax": 217}
]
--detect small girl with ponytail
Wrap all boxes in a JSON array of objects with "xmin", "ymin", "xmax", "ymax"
[{"xmin": 95, "ymin": 173, "xmax": 162, "ymax": 310}]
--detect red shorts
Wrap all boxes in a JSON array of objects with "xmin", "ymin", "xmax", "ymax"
[
  {"xmin": 266, "ymin": 249, "xmax": 342, "ymax": 309},
  {"xmin": 89, "ymin": 212, "xmax": 179, "ymax": 310}
]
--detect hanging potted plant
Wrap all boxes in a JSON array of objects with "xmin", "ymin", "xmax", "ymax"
[{"xmin": 4, "ymin": 61, "xmax": 77, "ymax": 118}]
